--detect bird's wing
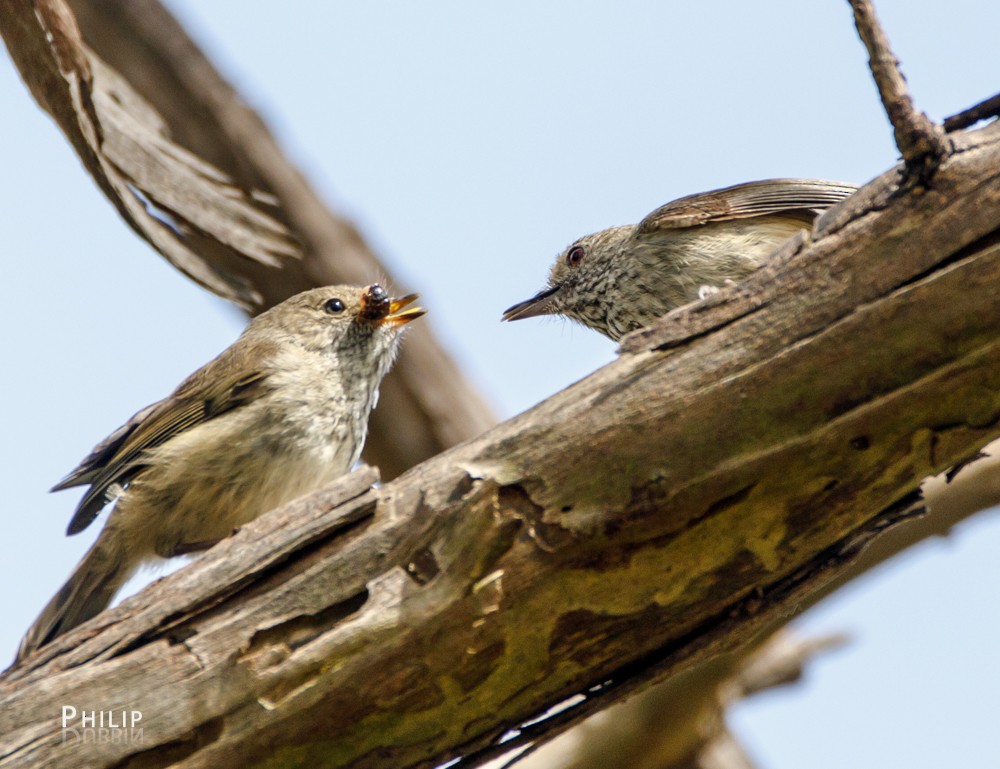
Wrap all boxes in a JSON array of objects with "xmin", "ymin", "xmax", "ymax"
[
  {"xmin": 635, "ymin": 178, "xmax": 858, "ymax": 235},
  {"xmin": 56, "ymin": 338, "xmax": 278, "ymax": 535}
]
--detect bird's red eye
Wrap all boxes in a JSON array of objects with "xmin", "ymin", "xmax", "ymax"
[{"xmin": 566, "ymin": 245, "xmax": 585, "ymax": 265}]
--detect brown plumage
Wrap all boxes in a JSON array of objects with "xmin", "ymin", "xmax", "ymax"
[
  {"xmin": 503, "ymin": 178, "xmax": 857, "ymax": 341},
  {"xmin": 16, "ymin": 285, "xmax": 424, "ymax": 663}
]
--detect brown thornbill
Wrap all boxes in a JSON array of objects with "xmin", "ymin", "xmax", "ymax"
[
  {"xmin": 503, "ymin": 178, "xmax": 857, "ymax": 341},
  {"xmin": 16, "ymin": 284, "xmax": 424, "ymax": 663}
]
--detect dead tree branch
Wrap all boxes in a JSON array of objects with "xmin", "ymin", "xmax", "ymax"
[
  {"xmin": 943, "ymin": 91, "xmax": 1000, "ymax": 133},
  {"xmin": 849, "ymin": 0, "xmax": 949, "ymax": 179},
  {"xmin": 2, "ymin": 117, "xmax": 1000, "ymax": 768}
]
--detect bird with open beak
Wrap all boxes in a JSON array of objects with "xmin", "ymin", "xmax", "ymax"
[{"xmin": 16, "ymin": 284, "xmax": 423, "ymax": 663}]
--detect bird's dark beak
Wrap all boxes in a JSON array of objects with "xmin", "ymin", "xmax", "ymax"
[
  {"xmin": 382, "ymin": 293, "xmax": 426, "ymax": 326},
  {"xmin": 501, "ymin": 285, "xmax": 562, "ymax": 322}
]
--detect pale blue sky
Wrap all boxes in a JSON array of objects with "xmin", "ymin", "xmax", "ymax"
[{"xmin": 1, "ymin": 2, "xmax": 998, "ymax": 766}]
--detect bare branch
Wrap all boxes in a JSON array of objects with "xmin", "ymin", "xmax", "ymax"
[
  {"xmin": 849, "ymin": 0, "xmax": 949, "ymax": 179},
  {"xmin": 2, "ymin": 121, "xmax": 999, "ymax": 769},
  {"xmin": 944, "ymin": 91, "xmax": 1000, "ymax": 132}
]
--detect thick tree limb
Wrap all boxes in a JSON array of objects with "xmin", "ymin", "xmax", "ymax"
[
  {"xmin": 0, "ymin": 0, "xmax": 496, "ymax": 478},
  {"xmin": 523, "ymin": 630, "xmax": 846, "ymax": 769},
  {"xmin": 2, "ymin": 119, "xmax": 999, "ymax": 769},
  {"xmin": 532, "ymin": 413, "xmax": 1000, "ymax": 769}
]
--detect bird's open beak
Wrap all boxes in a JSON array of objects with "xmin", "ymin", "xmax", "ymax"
[
  {"xmin": 501, "ymin": 284, "xmax": 561, "ymax": 322},
  {"xmin": 382, "ymin": 293, "xmax": 426, "ymax": 326}
]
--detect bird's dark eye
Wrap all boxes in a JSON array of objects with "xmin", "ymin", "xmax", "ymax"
[
  {"xmin": 566, "ymin": 245, "xmax": 585, "ymax": 266},
  {"xmin": 323, "ymin": 298, "xmax": 345, "ymax": 314}
]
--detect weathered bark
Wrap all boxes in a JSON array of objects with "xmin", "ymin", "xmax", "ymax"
[
  {"xmin": 527, "ymin": 630, "xmax": 845, "ymax": 769},
  {"xmin": 2, "ymin": 116, "xmax": 999, "ymax": 767},
  {"xmin": 0, "ymin": 0, "xmax": 496, "ymax": 479},
  {"xmin": 521, "ymin": 439, "xmax": 1000, "ymax": 769}
]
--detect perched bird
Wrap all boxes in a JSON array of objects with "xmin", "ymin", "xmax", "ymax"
[
  {"xmin": 503, "ymin": 178, "xmax": 857, "ymax": 341},
  {"xmin": 16, "ymin": 284, "xmax": 423, "ymax": 663}
]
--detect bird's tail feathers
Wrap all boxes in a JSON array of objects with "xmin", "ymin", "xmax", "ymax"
[{"xmin": 15, "ymin": 533, "xmax": 132, "ymax": 664}]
